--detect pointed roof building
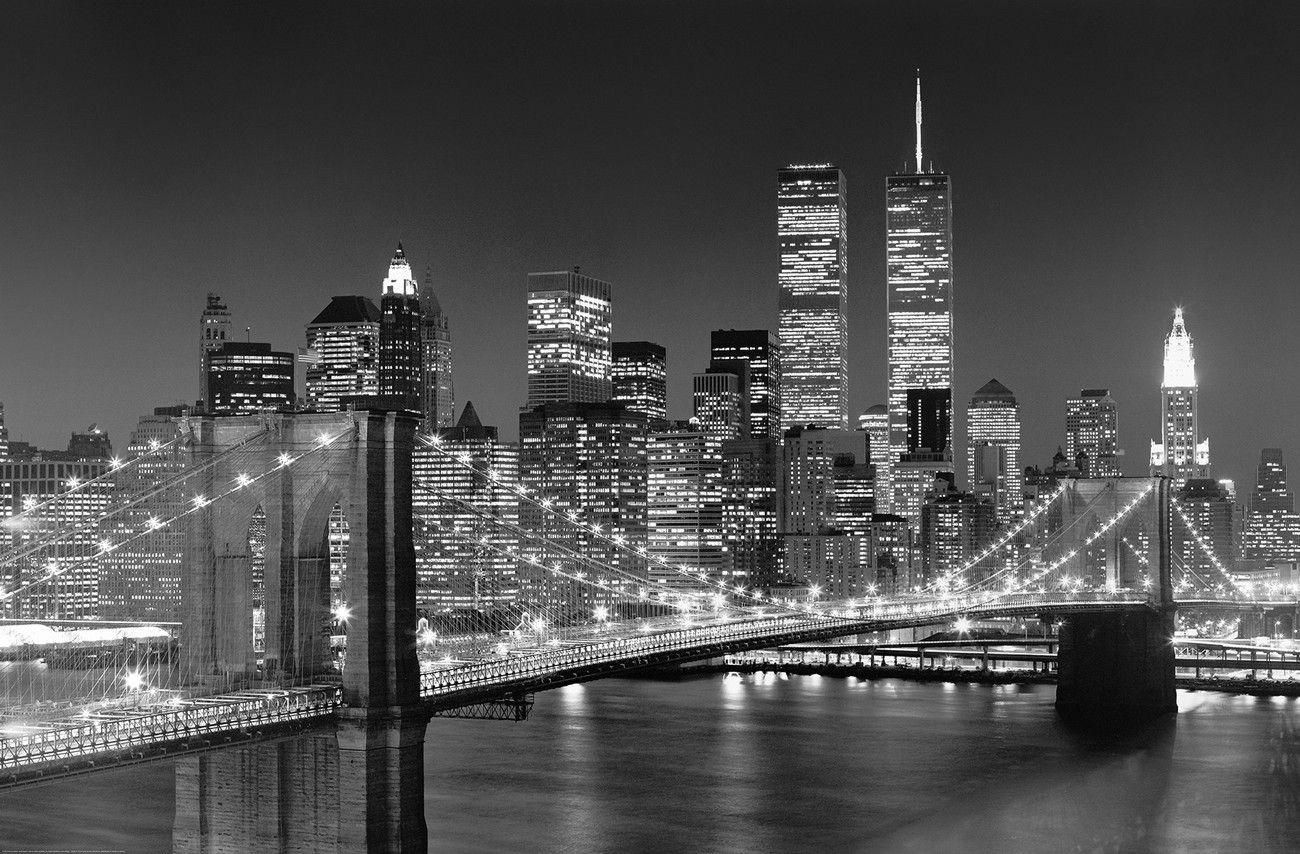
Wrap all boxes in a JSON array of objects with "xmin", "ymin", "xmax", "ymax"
[
  {"xmin": 438, "ymin": 401, "xmax": 495, "ymax": 442},
  {"xmin": 308, "ymin": 295, "xmax": 382, "ymax": 326},
  {"xmin": 1162, "ymin": 306, "xmax": 1197, "ymax": 388},
  {"xmin": 972, "ymin": 378, "xmax": 1014, "ymax": 399}
]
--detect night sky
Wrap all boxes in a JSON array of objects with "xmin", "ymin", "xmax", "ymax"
[{"xmin": 2, "ymin": 2, "xmax": 1298, "ymax": 490}]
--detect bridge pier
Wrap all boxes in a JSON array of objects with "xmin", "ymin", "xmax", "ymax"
[
  {"xmin": 1054, "ymin": 477, "xmax": 1177, "ymax": 725},
  {"xmin": 1054, "ymin": 609, "xmax": 1177, "ymax": 723}
]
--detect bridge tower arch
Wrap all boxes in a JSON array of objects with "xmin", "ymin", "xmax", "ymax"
[{"xmin": 179, "ymin": 410, "xmax": 428, "ymax": 851}]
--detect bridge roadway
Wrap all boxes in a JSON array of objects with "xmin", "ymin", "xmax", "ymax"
[{"xmin": 0, "ymin": 589, "xmax": 1157, "ymax": 789}]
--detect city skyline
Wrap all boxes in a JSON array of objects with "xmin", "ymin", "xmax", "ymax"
[{"xmin": 1, "ymin": 3, "xmax": 1298, "ymax": 491}]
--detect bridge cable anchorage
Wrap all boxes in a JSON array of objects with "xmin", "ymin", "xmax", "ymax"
[
  {"xmin": 0, "ymin": 429, "xmax": 274, "ymax": 571},
  {"xmin": 416, "ymin": 434, "xmax": 835, "ymax": 618},
  {"xmin": 1170, "ymin": 497, "xmax": 1244, "ymax": 593}
]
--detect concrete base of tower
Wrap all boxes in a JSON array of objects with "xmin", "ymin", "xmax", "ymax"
[
  {"xmin": 1055, "ymin": 608, "xmax": 1177, "ymax": 725},
  {"xmin": 335, "ymin": 706, "xmax": 432, "ymax": 853}
]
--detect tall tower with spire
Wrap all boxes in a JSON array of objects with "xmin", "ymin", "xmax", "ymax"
[
  {"xmin": 1150, "ymin": 307, "xmax": 1209, "ymax": 485},
  {"xmin": 885, "ymin": 72, "xmax": 955, "ymax": 510},
  {"xmin": 420, "ymin": 266, "xmax": 454, "ymax": 430},
  {"xmin": 378, "ymin": 243, "xmax": 425, "ymax": 412}
]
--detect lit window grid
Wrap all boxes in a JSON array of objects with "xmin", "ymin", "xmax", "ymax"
[
  {"xmin": 966, "ymin": 399, "xmax": 1021, "ymax": 525},
  {"xmin": 647, "ymin": 433, "xmax": 724, "ymax": 586},
  {"xmin": 517, "ymin": 408, "xmax": 647, "ymax": 608},
  {"xmin": 778, "ymin": 168, "xmax": 847, "ymax": 430},
  {"xmin": 0, "ymin": 462, "xmax": 113, "ymax": 620},
  {"xmin": 1159, "ymin": 387, "xmax": 1205, "ymax": 485},
  {"xmin": 413, "ymin": 442, "xmax": 520, "ymax": 612},
  {"xmin": 1065, "ymin": 394, "xmax": 1121, "ymax": 476},
  {"xmin": 783, "ymin": 533, "xmax": 874, "ymax": 599},
  {"xmin": 526, "ymin": 274, "xmax": 613, "ymax": 407},
  {"xmin": 306, "ymin": 321, "xmax": 380, "ymax": 411},
  {"xmin": 612, "ymin": 354, "xmax": 667, "ymax": 421},
  {"xmin": 692, "ymin": 374, "xmax": 745, "ymax": 442},
  {"xmin": 781, "ymin": 430, "xmax": 867, "ymax": 535}
]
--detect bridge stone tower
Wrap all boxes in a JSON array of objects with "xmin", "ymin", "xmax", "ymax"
[
  {"xmin": 177, "ymin": 410, "xmax": 429, "ymax": 851},
  {"xmin": 1052, "ymin": 477, "xmax": 1177, "ymax": 723}
]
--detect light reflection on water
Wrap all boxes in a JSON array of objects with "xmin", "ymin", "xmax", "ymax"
[{"xmin": 0, "ymin": 675, "xmax": 1297, "ymax": 852}]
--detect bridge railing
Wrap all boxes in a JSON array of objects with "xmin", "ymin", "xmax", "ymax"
[{"xmin": 0, "ymin": 685, "xmax": 341, "ymax": 773}]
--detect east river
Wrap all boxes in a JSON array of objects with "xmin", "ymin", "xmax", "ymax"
[{"xmin": 2, "ymin": 674, "xmax": 1299, "ymax": 852}]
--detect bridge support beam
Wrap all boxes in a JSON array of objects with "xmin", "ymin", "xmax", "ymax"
[{"xmin": 1055, "ymin": 609, "xmax": 1176, "ymax": 723}]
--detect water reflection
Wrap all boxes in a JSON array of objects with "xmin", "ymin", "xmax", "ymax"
[{"xmin": 1, "ymin": 676, "xmax": 1299, "ymax": 852}]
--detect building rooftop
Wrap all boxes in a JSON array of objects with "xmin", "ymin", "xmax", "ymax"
[{"xmin": 309, "ymin": 295, "xmax": 382, "ymax": 326}]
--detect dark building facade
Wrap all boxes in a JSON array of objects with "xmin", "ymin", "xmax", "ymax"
[
  {"xmin": 378, "ymin": 244, "xmax": 424, "ymax": 412},
  {"xmin": 205, "ymin": 342, "xmax": 294, "ymax": 415},
  {"xmin": 710, "ymin": 329, "xmax": 782, "ymax": 441},
  {"xmin": 612, "ymin": 341, "xmax": 667, "ymax": 422}
]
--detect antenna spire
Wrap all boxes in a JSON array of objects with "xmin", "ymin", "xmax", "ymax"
[{"xmin": 914, "ymin": 70, "xmax": 923, "ymax": 174}]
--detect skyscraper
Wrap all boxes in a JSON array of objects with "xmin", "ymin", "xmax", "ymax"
[
  {"xmin": 885, "ymin": 76, "xmax": 954, "ymax": 512},
  {"xmin": 1244, "ymin": 448, "xmax": 1300, "ymax": 564},
  {"xmin": 304, "ymin": 296, "xmax": 381, "ymax": 411},
  {"xmin": 892, "ymin": 387, "xmax": 955, "ymax": 529},
  {"xmin": 611, "ymin": 341, "xmax": 667, "ymax": 421},
  {"xmin": 692, "ymin": 370, "xmax": 748, "ymax": 442},
  {"xmin": 199, "ymin": 294, "xmax": 231, "ymax": 406},
  {"xmin": 526, "ymin": 270, "xmax": 612, "ymax": 407},
  {"xmin": 413, "ymin": 402, "xmax": 519, "ymax": 612},
  {"xmin": 858, "ymin": 404, "xmax": 889, "ymax": 509},
  {"xmin": 1150, "ymin": 308, "xmax": 1209, "ymax": 485},
  {"xmin": 647, "ymin": 428, "xmax": 725, "ymax": 586},
  {"xmin": 518, "ymin": 401, "xmax": 647, "ymax": 609},
  {"xmin": 1175, "ymin": 479, "xmax": 1233, "ymax": 581},
  {"xmin": 0, "ymin": 456, "xmax": 113, "ymax": 619},
  {"xmin": 204, "ymin": 342, "xmax": 295, "ymax": 415},
  {"xmin": 778, "ymin": 165, "xmax": 847, "ymax": 430},
  {"xmin": 0, "ymin": 401, "xmax": 8, "ymax": 461},
  {"xmin": 1066, "ymin": 389, "xmax": 1122, "ymax": 477},
  {"xmin": 720, "ymin": 437, "xmax": 781, "ymax": 588},
  {"xmin": 99, "ymin": 407, "xmax": 188, "ymax": 621},
  {"xmin": 781, "ymin": 428, "xmax": 869, "ymax": 535},
  {"xmin": 780, "ymin": 427, "xmax": 875, "ymax": 598},
  {"xmin": 905, "ymin": 388, "xmax": 951, "ymax": 455},
  {"xmin": 378, "ymin": 244, "xmax": 424, "ymax": 411},
  {"xmin": 420, "ymin": 277, "xmax": 455, "ymax": 430},
  {"xmin": 710, "ymin": 330, "xmax": 782, "ymax": 440},
  {"xmin": 967, "ymin": 379, "xmax": 1021, "ymax": 525}
]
